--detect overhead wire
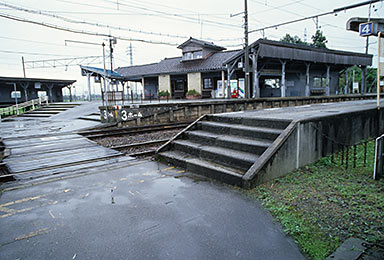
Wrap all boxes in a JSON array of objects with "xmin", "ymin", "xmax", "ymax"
[
  {"xmin": 0, "ymin": 49, "xmax": 81, "ymax": 56},
  {"xmin": 99, "ymin": 0, "xmax": 242, "ymax": 29},
  {"xmin": 53, "ymin": 0, "xmax": 242, "ymax": 32},
  {"xmin": 0, "ymin": 1, "xmax": 243, "ymax": 43},
  {"xmin": 0, "ymin": 12, "xmax": 180, "ymax": 46}
]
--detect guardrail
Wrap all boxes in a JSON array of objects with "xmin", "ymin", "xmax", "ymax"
[{"xmin": 0, "ymin": 96, "xmax": 48, "ymax": 120}]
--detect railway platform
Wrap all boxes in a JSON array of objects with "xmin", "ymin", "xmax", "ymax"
[{"xmin": 0, "ymin": 100, "xmax": 306, "ymax": 260}]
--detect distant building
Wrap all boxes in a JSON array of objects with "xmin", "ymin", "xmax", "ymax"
[
  {"xmin": 0, "ymin": 77, "xmax": 75, "ymax": 105},
  {"xmin": 117, "ymin": 37, "xmax": 372, "ymax": 99}
]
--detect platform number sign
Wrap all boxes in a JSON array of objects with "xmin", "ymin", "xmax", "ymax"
[{"xmin": 359, "ymin": 23, "xmax": 373, "ymax": 37}]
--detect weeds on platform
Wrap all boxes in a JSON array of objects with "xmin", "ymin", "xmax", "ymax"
[{"xmin": 246, "ymin": 140, "xmax": 384, "ymax": 260}]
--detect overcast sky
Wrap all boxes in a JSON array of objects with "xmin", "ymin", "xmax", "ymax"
[{"xmin": 0, "ymin": 0, "xmax": 383, "ymax": 95}]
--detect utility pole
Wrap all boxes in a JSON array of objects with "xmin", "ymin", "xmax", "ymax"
[
  {"xmin": 244, "ymin": 0, "xmax": 250, "ymax": 99},
  {"xmin": 21, "ymin": 56, "xmax": 26, "ymax": 78},
  {"xmin": 109, "ymin": 38, "xmax": 114, "ymax": 72},
  {"xmin": 365, "ymin": 1, "xmax": 372, "ymax": 54},
  {"xmin": 129, "ymin": 42, "xmax": 133, "ymax": 66}
]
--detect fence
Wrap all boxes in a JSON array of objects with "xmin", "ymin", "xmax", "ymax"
[
  {"xmin": 311, "ymin": 122, "xmax": 381, "ymax": 180},
  {"xmin": 0, "ymin": 96, "xmax": 48, "ymax": 119}
]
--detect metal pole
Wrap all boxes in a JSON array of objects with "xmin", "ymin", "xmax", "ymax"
[
  {"xmin": 87, "ymin": 73, "xmax": 91, "ymax": 102},
  {"xmin": 365, "ymin": 1, "xmax": 372, "ymax": 54},
  {"xmin": 13, "ymin": 83, "xmax": 19, "ymax": 115},
  {"xmin": 102, "ymin": 42, "xmax": 107, "ymax": 106},
  {"xmin": 244, "ymin": 0, "xmax": 250, "ymax": 99},
  {"xmin": 129, "ymin": 42, "xmax": 133, "ymax": 66},
  {"xmin": 22, "ymin": 56, "xmax": 26, "ymax": 78},
  {"xmin": 378, "ymin": 32, "xmax": 382, "ymax": 110},
  {"xmin": 109, "ymin": 38, "xmax": 114, "ymax": 72}
]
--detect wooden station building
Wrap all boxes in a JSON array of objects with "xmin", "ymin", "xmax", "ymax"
[
  {"xmin": 117, "ymin": 37, "xmax": 372, "ymax": 100},
  {"xmin": 0, "ymin": 76, "xmax": 75, "ymax": 106}
]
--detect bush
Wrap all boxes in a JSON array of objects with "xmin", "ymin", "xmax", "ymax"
[
  {"xmin": 186, "ymin": 89, "xmax": 200, "ymax": 96},
  {"xmin": 158, "ymin": 90, "xmax": 170, "ymax": 97}
]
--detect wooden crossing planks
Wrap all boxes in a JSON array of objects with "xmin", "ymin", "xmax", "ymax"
[{"xmin": 2, "ymin": 133, "xmax": 130, "ymax": 180}]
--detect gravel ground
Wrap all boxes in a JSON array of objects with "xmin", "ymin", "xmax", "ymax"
[
  {"xmin": 93, "ymin": 129, "xmax": 180, "ymax": 148},
  {"xmin": 92, "ymin": 129, "xmax": 181, "ymax": 156}
]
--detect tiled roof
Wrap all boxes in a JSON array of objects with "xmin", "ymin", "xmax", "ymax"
[
  {"xmin": 116, "ymin": 50, "xmax": 240, "ymax": 79},
  {"xmin": 177, "ymin": 37, "xmax": 226, "ymax": 51}
]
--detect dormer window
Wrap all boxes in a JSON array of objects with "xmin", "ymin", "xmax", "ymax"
[{"xmin": 183, "ymin": 50, "xmax": 203, "ymax": 61}]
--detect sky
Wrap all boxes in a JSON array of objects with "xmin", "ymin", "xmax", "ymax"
[{"xmin": 0, "ymin": 0, "xmax": 383, "ymax": 95}]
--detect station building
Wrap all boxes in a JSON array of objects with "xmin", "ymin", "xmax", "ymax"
[
  {"xmin": 117, "ymin": 37, "xmax": 372, "ymax": 100},
  {"xmin": 0, "ymin": 76, "xmax": 75, "ymax": 106}
]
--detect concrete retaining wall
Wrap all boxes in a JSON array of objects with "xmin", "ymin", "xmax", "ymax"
[{"xmin": 244, "ymin": 108, "xmax": 384, "ymax": 187}]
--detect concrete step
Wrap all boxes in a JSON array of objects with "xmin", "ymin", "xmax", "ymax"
[
  {"xmin": 197, "ymin": 121, "xmax": 283, "ymax": 141},
  {"xmin": 18, "ymin": 114, "xmax": 51, "ymax": 118},
  {"xmin": 206, "ymin": 114, "xmax": 291, "ymax": 129},
  {"xmin": 172, "ymin": 139, "xmax": 258, "ymax": 171},
  {"xmin": 45, "ymin": 104, "xmax": 79, "ymax": 108},
  {"xmin": 159, "ymin": 150, "xmax": 244, "ymax": 186},
  {"xmin": 79, "ymin": 115, "xmax": 101, "ymax": 122},
  {"xmin": 25, "ymin": 110, "xmax": 61, "ymax": 115},
  {"xmin": 185, "ymin": 130, "xmax": 272, "ymax": 155},
  {"xmin": 38, "ymin": 108, "xmax": 69, "ymax": 111}
]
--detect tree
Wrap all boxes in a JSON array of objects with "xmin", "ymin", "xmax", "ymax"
[
  {"xmin": 280, "ymin": 33, "xmax": 308, "ymax": 45},
  {"xmin": 311, "ymin": 29, "xmax": 328, "ymax": 48},
  {"xmin": 338, "ymin": 66, "xmax": 377, "ymax": 93}
]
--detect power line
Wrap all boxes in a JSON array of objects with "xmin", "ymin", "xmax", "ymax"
[
  {"xmin": 250, "ymin": 0, "xmax": 345, "ymax": 31},
  {"xmin": 99, "ymin": 0, "xmax": 242, "ymax": 29},
  {"xmin": 1, "ymin": 1, "xmax": 242, "ymax": 43},
  {"xmin": 249, "ymin": 0, "xmax": 305, "ymax": 15},
  {"xmin": 249, "ymin": 0, "xmax": 381, "ymax": 34},
  {"xmin": 0, "ymin": 35, "xmax": 99, "ymax": 50},
  {"xmin": 0, "ymin": 12, "xmax": 180, "ymax": 46},
  {"xmin": 53, "ymin": 0, "xmax": 242, "ymax": 31},
  {"xmin": 0, "ymin": 49, "xmax": 78, "ymax": 57}
]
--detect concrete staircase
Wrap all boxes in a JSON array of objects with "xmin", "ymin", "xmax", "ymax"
[
  {"xmin": 19, "ymin": 103, "xmax": 80, "ymax": 118},
  {"xmin": 157, "ymin": 114, "xmax": 291, "ymax": 186}
]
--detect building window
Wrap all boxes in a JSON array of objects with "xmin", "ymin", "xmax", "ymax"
[
  {"xmin": 203, "ymin": 78, "xmax": 213, "ymax": 89},
  {"xmin": 183, "ymin": 52, "xmax": 193, "ymax": 60},
  {"xmin": 183, "ymin": 50, "xmax": 203, "ymax": 61},
  {"xmin": 193, "ymin": 51, "xmax": 202, "ymax": 59},
  {"xmin": 264, "ymin": 78, "xmax": 280, "ymax": 88},
  {"xmin": 313, "ymin": 77, "xmax": 326, "ymax": 88}
]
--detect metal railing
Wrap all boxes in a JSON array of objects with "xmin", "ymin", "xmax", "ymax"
[{"xmin": 0, "ymin": 96, "xmax": 48, "ymax": 119}]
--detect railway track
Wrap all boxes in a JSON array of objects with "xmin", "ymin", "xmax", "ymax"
[
  {"xmin": 80, "ymin": 122, "xmax": 190, "ymax": 158},
  {"xmin": 78, "ymin": 121, "xmax": 191, "ymax": 139}
]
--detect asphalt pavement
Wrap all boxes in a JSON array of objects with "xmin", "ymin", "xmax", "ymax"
[
  {"xmin": 0, "ymin": 160, "xmax": 306, "ymax": 260},
  {"xmin": 0, "ymin": 101, "xmax": 306, "ymax": 260}
]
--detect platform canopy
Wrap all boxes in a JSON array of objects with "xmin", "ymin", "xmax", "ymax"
[
  {"xmin": 0, "ymin": 76, "xmax": 75, "ymax": 87},
  {"xmin": 80, "ymin": 65, "xmax": 126, "ymax": 81}
]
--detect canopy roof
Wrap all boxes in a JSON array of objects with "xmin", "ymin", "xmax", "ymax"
[{"xmin": 80, "ymin": 65, "xmax": 126, "ymax": 80}]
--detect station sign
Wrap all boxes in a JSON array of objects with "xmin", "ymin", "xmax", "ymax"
[
  {"xmin": 359, "ymin": 22, "xmax": 380, "ymax": 37},
  {"xmin": 99, "ymin": 106, "xmax": 143, "ymax": 123},
  {"xmin": 359, "ymin": 22, "xmax": 373, "ymax": 36},
  {"xmin": 11, "ymin": 91, "xmax": 21, "ymax": 99}
]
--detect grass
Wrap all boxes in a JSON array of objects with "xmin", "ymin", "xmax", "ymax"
[
  {"xmin": 245, "ymin": 141, "xmax": 384, "ymax": 260},
  {"xmin": 0, "ymin": 106, "xmax": 34, "ymax": 117}
]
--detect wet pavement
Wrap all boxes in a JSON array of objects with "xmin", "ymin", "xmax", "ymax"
[
  {"xmin": 0, "ymin": 161, "xmax": 305, "ymax": 260},
  {"xmin": 0, "ymin": 101, "xmax": 306, "ymax": 259}
]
